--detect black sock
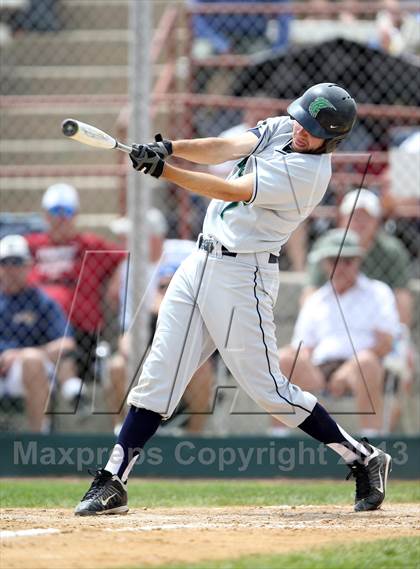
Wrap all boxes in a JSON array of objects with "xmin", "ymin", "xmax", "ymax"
[
  {"xmin": 299, "ymin": 403, "xmax": 370, "ymax": 462},
  {"xmin": 105, "ymin": 406, "xmax": 162, "ymax": 481}
]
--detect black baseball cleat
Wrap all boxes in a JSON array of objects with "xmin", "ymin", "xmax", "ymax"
[
  {"xmin": 346, "ymin": 441, "xmax": 392, "ymax": 512},
  {"xmin": 74, "ymin": 468, "xmax": 128, "ymax": 516}
]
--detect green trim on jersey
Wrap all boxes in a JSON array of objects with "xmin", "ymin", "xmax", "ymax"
[
  {"xmin": 220, "ymin": 156, "xmax": 249, "ymax": 219},
  {"xmin": 220, "ymin": 201, "xmax": 240, "ymax": 219}
]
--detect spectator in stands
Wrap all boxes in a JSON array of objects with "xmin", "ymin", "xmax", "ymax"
[
  {"xmin": 107, "ymin": 216, "xmax": 214, "ymax": 436},
  {"xmin": 278, "ymin": 229, "xmax": 400, "ymax": 436},
  {"xmin": 0, "ymin": 235, "xmax": 82, "ymax": 432},
  {"xmin": 27, "ymin": 183, "xmax": 125, "ymax": 380},
  {"xmin": 305, "ymin": 188, "xmax": 413, "ymax": 327}
]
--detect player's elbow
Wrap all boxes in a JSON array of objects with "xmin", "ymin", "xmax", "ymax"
[
  {"xmin": 228, "ymin": 176, "xmax": 253, "ymax": 202},
  {"xmin": 221, "ymin": 186, "xmax": 252, "ymax": 202}
]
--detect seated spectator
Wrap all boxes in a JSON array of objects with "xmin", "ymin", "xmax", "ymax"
[
  {"xmin": 278, "ymin": 229, "xmax": 400, "ymax": 436},
  {"xmin": 26, "ymin": 183, "xmax": 125, "ymax": 380},
  {"xmin": 0, "ymin": 235, "xmax": 82, "ymax": 432},
  {"xmin": 305, "ymin": 188, "xmax": 413, "ymax": 327},
  {"xmin": 108, "ymin": 238, "xmax": 215, "ymax": 436}
]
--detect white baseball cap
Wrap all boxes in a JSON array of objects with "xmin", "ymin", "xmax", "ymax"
[
  {"xmin": 42, "ymin": 183, "xmax": 80, "ymax": 217},
  {"xmin": 0, "ymin": 234, "xmax": 31, "ymax": 264},
  {"xmin": 339, "ymin": 189, "xmax": 382, "ymax": 219}
]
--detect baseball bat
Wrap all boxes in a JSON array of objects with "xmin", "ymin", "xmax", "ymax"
[{"xmin": 62, "ymin": 118, "xmax": 132, "ymax": 152}]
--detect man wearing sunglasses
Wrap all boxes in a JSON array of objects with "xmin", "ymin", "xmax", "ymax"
[{"xmin": 279, "ymin": 228, "xmax": 400, "ymax": 436}]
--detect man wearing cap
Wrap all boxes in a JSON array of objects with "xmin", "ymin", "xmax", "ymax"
[
  {"xmin": 26, "ymin": 183, "xmax": 125, "ymax": 379},
  {"xmin": 0, "ymin": 235, "xmax": 81, "ymax": 432},
  {"xmin": 280, "ymin": 229, "xmax": 400, "ymax": 435},
  {"xmin": 306, "ymin": 188, "xmax": 412, "ymax": 326}
]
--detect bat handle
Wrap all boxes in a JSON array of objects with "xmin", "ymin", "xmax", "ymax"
[
  {"xmin": 115, "ymin": 141, "xmax": 133, "ymax": 153},
  {"xmin": 117, "ymin": 135, "xmax": 162, "ymax": 153}
]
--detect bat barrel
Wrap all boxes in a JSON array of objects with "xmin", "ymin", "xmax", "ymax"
[{"xmin": 61, "ymin": 117, "xmax": 132, "ymax": 152}]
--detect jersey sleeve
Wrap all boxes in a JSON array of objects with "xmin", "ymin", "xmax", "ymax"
[{"xmin": 245, "ymin": 153, "xmax": 330, "ymax": 211}]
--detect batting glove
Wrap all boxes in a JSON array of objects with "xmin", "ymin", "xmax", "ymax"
[
  {"xmin": 148, "ymin": 133, "xmax": 173, "ymax": 159},
  {"xmin": 130, "ymin": 144, "xmax": 165, "ymax": 178}
]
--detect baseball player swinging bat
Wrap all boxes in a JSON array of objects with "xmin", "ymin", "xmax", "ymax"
[{"xmin": 61, "ymin": 118, "xmax": 163, "ymax": 153}]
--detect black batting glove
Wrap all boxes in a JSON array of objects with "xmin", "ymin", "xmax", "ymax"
[
  {"xmin": 130, "ymin": 144, "xmax": 165, "ymax": 178},
  {"xmin": 148, "ymin": 133, "xmax": 173, "ymax": 159}
]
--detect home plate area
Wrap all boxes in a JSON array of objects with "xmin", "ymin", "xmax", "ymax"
[{"xmin": 1, "ymin": 504, "xmax": 419, "ymax": 569}]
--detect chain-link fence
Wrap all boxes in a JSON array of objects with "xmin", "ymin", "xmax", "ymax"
[{"xmin": 0, "ymin": 1, "xmax": 419, "ymax": 436}]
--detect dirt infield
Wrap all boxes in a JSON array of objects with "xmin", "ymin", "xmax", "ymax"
[{"xmin": 1, "ymin": 504, "xmax": 419, "ymax": 569}]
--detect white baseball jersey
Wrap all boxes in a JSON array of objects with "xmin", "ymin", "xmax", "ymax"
[{"xmin": 203, "ymin": 116, "xmax": 332, "ymax": 253}]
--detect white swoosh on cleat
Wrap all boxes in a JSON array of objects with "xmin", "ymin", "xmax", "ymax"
[
  {"xmin": 375, "ymin": 469, "xmax": 384, "ymax": 494},
  {"xmin": 100, "ymin": 493, "xmax": 117, "ymax": 506}
]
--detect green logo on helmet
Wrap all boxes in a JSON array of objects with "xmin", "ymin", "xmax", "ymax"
[{"xmin": 309, "ymin": 97, "xmax": 337, "ymax": 118}]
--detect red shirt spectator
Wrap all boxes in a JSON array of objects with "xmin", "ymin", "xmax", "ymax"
[
  {"xmin": 26, "ymin": 183, "xmax": 125, "ymax": 332},
  {"xmin": 27, "ymin": 231, "xmax": 124, "ymax": 332}
]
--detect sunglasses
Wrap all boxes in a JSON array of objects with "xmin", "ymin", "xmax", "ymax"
[
  {"xmin": 47, "ymin": 205, "xmax": 76, "ymax": 218},
  {"xmin": 0, "ymin": 257, "xmax": 27, "ymax": 266}
]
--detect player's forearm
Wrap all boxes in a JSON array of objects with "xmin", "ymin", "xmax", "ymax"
[
  {"xmin": 162, "ymin": 163, "xmax": 251, "ymax": 202},
  {"xmin": 172, "ymin": 137, "xmax": 245, "ymax": 165}
]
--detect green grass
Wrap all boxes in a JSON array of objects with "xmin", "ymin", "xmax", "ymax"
[
  {"xmin": 150, "ymin": 537, "xmax": 420, "ymax": 569},
  {"xmin": 0, "ymin": 479, "xmax": 419, "ymax": 509}
]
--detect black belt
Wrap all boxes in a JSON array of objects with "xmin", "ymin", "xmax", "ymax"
[{"xmin": 198, "ymin": 235, "xmax": 279, "ymax": 264}]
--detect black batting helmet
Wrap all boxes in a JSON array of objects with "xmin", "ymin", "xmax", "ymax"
[{"xmin": 287, "ymin": 83, "xmax": 357, "ymax": 153}]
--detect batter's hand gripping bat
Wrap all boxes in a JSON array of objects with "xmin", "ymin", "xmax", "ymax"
[{"xmin": 61, "ymin": 118, "xmax": 162, "ymax": 153}]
